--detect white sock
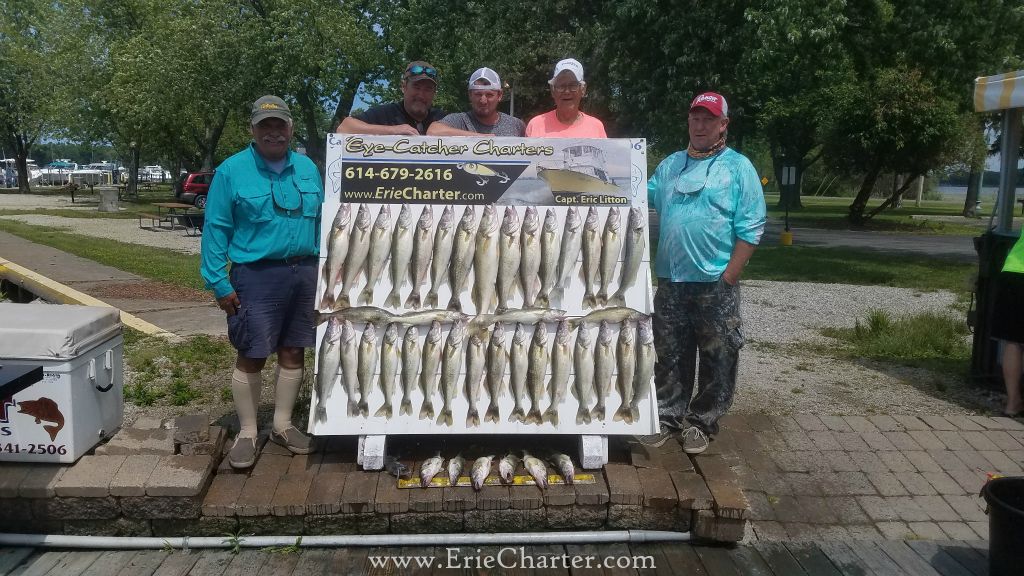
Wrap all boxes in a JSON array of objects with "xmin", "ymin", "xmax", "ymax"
[
  {"xmin": 231, "ymin": 369, "xmax": 262, "ymax": 438},
  {"xmin": 274, "ymin": 366, "xmax": 304, "ymax": 433}
]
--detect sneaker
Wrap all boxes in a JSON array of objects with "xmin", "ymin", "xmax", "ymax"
[
  {"xmin": 228, "ymin": 436, "xmax": 258, "ymax": 469},
  {"xmin": 680, "ymin": 427, "xmax": 710, "ymax": 454},
  {"xmin": 270, "ymin": 426, "xmax": 314, "ymax": 455},
  {"xmin": 632, "ymin": 429, "xmax": 675, "ymax": 448}
]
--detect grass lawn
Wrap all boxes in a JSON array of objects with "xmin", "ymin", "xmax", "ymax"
[{"xmin": 765, "ymin": 194, "xmax": 995, "ymax": 236}]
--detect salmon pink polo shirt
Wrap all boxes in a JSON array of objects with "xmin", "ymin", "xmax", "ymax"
[{"xmin": 525, "ymin": 110, "xmax": 607, "ymax": 138}]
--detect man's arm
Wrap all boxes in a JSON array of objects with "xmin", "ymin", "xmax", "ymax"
[
  {"xmin": 426, "ymin": 122, "xmax": 477, "ymax": 136},
  {"xmin": 200, "ymin": 169, "xmax": 239, "ymax": 313},
  {"xmin": 721, "ymin": 239, "xmax": 756, "ymax": 285},
  {"xmin": 723, "ymin": 157, "xmax": 767, "ymax": 285},
  {"xmin": 337, "ymin": 116, "xmax": 419, "ymax": 136}
]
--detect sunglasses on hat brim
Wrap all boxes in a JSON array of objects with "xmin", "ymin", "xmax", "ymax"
[{"xmin": 405, "ymin": 65, "xmax": 438, "ymax": 79}]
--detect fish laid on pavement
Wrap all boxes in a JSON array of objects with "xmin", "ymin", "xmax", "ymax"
[
  {"xmin": 319, "ymin": 203, "xmax": 351, "ymax": 310},
  {"xmin": 419, "ymin": 452, "xmax": 444, "ymax": 487},
  {"xmin": 471, "ymin": 455, "xmax": 494, "ymax": 491},
  {"xmin": 519, "ymin": 206, "xmax": 541, "ymax": 307},
  {"xmin": 525, "ymin": 323, "xmax": 549, "ymax": 425},
  {"xmin": 384, "ymin": 454, "xmax": 410, "ymax": 479},
  {"xmin": 507, "ymin": 323, "xmax": 530, "ymax": 423},
  {"xmin": 552, "ymin": 206, "xmax": 582, "ymax": 304},
  {"xmin": 496, "ymin": 206, "xmax": 521, "ymax": 313},
  {"xmin": 340, "ymin": 320, "xmax": 359, "ymax": 416},
  {"xmin": 337, "ymin": 204, "xmax": 372, "ymax": 309},
  {"xmin": 464, "ymin": 330, "xmax": 488, "ymax": 427},
  {"xmin": 374, "ymin": 323, "xmax": 400, "ymax": 418},
  {"xmin": 437, "ymin": 319, "xmax": 467, "ymax": 426},
  {"xmin": 542, "ymin": 319, "xmax": 572, "ymax": 426},
  {"xmin": 572, "ymin": 321, "xmax": 595, "ymax": 425},
  {"xmin": 608, "ymin": 206, "xmax": 646, "ymax": 307},
  {"xmin": 536, "ymin": 208, "xmax": 560, "ymax": 307},
  {"xmin": 484, "ymin": 323, "xmax": 507, "ymax": 424},
  {"xmin": 448, "ymin": 454, "xmax": 466, "ymax": 486},
  {"xmin": 499, "ymin": 452, "xmax": 521, "ymax": 483},
  {"xmin": 548, "ymin": 452, "xmax": 575, "ymax": 485},
  {"xmin": 314, "ymin": 316, "xmax": 342, "ymax": 422},
  {"xmin": 472, "ymin": 205, "xmax": 500, "ymax": 314},
  {"xmin": 425, "ymin": 205, "xmax": 455, "ymax": 308},
  {"xmin": 523, "ymin": 451, "xmax": 548, "ymax": 489},
  {"xmin": 405, "ymin": 206, "xmax": 434, "ymax": 309},
  {"xmin": 631, "ymin": 315, "xmax": 655, "ymax": 422},
  {"xmin": 571, "ymin": 306, "xmax": 647, "ymax": 329},
  {"xmin": 400, "ymin": 326, "xmax": 420, "ymax": 416},
  {"xmin": 418, "ymin": 321, "xmax": 443, "ymax": 420},
  {"xmin": 581, "ymin": 207, "xmax": 602, "ymax": 309},
  {"xmin": 598, "ymin": 207, "xmax": 622, "ymax": 306},
  {"xmin": 359, "ymin": 204, "xmax": 393, "ymax": 305},
  {"xmin": 614, "ymin": 320, "xmax": 637, "ymax": 423},
  {"xmin": 384, "ymin": 204, "xmax": 414, "ymax": 309},
  {"xmin": 591, "ymin": 320, "xmax": 615, "ymax": 421},
  {"xmin": 448, "ymin": 206, "xmax": 477, "ymax": 311},
  {"xmin": 357, "ymin": 322, "xmax": 378, "ymax": 416}
]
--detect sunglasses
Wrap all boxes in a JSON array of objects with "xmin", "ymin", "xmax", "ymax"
[
  {"xmin": 405, "ymin": 65, "xmax": 438, "ymax": 79},
  {"xmin": 552, "ymin": 82, "xmax": 582, "ymax": 94},
  {"xmin": 673, "ymin": 155, "xmax": 720, "ymax": 198}
]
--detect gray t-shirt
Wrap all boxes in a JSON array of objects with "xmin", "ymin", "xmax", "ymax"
[{"xmin": 440, "ymin": 112, "xmax": 525, "ymax": 136}]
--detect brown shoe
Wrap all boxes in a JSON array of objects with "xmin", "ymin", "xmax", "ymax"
[
  {"xmin": 228, "ymin": 436, "xmax": 259, "ymax": 469},
  {"xmin": 270, "ymin": 426, "xmax": 314, "ymax": 455}
]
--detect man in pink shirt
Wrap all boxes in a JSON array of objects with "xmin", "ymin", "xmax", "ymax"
[{"xmin": 525, "ymin": 58, "xmax": 607, "ymax": 138}]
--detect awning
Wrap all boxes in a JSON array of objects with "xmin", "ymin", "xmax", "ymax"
[{"xmin": 974, "ymin": 70, "xmax": 1024, "ymax": 112}]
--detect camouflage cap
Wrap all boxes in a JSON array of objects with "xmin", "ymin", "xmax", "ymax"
[{"xmin": 251, "ymin": 95, "xmax": 292, "ymax": 125}]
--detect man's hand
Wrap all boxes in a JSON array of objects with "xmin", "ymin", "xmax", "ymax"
[
  {"xmin": 721, "ymin": 270, "xmax": 739, "ymax": 286},
  {"xmin": 217, "ymin": 292, "xmax": 241, "ymax": 316},
  {"xmin": 388, "ymin": 124, "xmax": 421, "ymax": 136}
]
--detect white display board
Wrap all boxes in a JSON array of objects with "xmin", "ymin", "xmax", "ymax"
[{"xmin": 309, "ymin": 136, "xmax": 655, "ymax": 437}]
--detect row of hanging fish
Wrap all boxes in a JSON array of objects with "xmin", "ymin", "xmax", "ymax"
[
  {"xmin": 418, "ymin": 450, "xmax": 576, "ymax": 491},
  {"xmin": 319, "ymin": 203, "xmax": 647, "ymax": 313},
  {"xmin": 314, "ymin": 311, "xmax": 655, "ymax": 428}
]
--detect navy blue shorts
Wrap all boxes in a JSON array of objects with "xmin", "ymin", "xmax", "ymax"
[{"xmin": 227, "ymin": 257, "xmax": 317, "ymax": 358}]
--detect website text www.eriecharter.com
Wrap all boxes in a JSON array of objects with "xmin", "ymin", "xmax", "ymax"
[
  {"xmin": 367, "ymin": 547, "xmax": 656, "ymax": 571},
  {"xmin": 344, "ymin": 187, "xmax": 488, "ymax": 202}
]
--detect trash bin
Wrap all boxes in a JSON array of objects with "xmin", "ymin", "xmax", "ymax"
[
  {"xmin": 982, "ymin": 476, "xmax": 1024, "ymax": 576},
  {"xmin": 97, "ymin": 187, "xmax": 119, "ymax": 212}
]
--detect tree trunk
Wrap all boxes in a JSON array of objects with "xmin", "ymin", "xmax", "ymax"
[
  {"xmin": 128, "ymin": 142, "xmax": 140, "ymax": 196},
  {"xmin": 13, "ymin": 133, "xmax": 33, "ymax": 194},
  {"xmin": 848, "ymin": 163, "xmax": 883, "ymax": 225},
  {"xmin": 866, "ymin": 171, "xmax": 923, "ymax": 220},
  {"xmin": 296, "ymin": 87, "xmax": 325, "ymax": 174},
  {"xmin": 201, "ymin": 107, "xmax": 230, "ymax": 171},
  {"xmin": 962, "ymin": 161, "xmax": 983, "ymax": 217}
]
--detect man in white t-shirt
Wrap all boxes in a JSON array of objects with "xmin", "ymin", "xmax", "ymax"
[{"xmin": 428, "ymin": 67, "xmax": 525, "ymax": 137}]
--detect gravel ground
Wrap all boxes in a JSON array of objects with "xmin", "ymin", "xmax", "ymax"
[
  {"xmin": 0, "ymin": 213, "xmax": 201, "ymax": 254},
  {"xmin": 0, "ymin": 193, "xmax": 95, "ymax": 210}
]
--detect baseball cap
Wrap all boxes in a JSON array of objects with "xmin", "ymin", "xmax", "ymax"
[
  {"xmin": 689, "ymin": 92, "xmax": 728, "ymax": 117},
  {"xmin": 549, "ymin": 58, "xmax": 584, "ymax": 84},
  {"xmin": 403, "ymin": 60, "xmax": 439, "ymax": 84},
  {"xmin": 468, "ymin": 67, "xmax": 501, "ymax": 90},
  {"xmin": 250, "ymin": 95, "xmax": 291, "ymax": 125}
]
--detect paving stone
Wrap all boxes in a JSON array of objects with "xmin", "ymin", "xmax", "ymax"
[
  {"xmin": 887, "ymin": 496, "xmax": 931, "ymax": 522},
  {"xmin": 95, "ymin": 428, "xmax": 175, "ymax": 456},
  {"xmin": 750, "ymin": 520, "xmax": 787, "ymax": 541},
  {"xmin": 817, "ymin": 525, "xmax": 852, "ymax": 540},
  {"xmin": 339, "ymin": 471, "xmax": 378, "ymax": 514},
  {"xmin": 34, "ymin": 496, "xmax": 119, "ymax": 520},
  {"xmin": 809, "ymin": 431, "xmax": 842, "ymax": 451},
  {"xmin": 442, "ymin": 486, "xmax": 476, "ymax": 512},
  {"xmin": 55, "ymin": 455, "xmax": 125, "ymax": 497},
  {"xmin": 271, "ymin": 473, "xmax": 315, "ymax": 516},
  {"xmin": 779, "ymin": 429, "xmax": 816, "ymax": 451},
  {"xmin": 920, "ymin": 416, "xmax": 956, "ymax": 431},
  {"xmin": 237, "ymin": 515, "xmax": 305, "ymax": 535},
  {"xmin": 850, "ymin": 451, "xmax": 889, "ymax": 473},
  {"xmin": 793, "ymin": 414, "xmax": 826, "ymax": 431},
  {"xmin": 371, "ymin": 474, "xmax": 409, "ymax": 514},
  {"xmin": 607, "ymin": 503, "xmax": 643, "ymax": 529},
  {"xmin": 821, "ymin": 451, "xmax": 860, "ymax": 472},
  {"xmin": 967, "ymin": 521, "xmax": 989, "ymax": 539},
  {"xmin": 780, "ymin": 521, "xmax": 820, "ymax": 542},
  {"xmin": 1006, "ymin": 449, "xmax": 1024, "ymax": 464},
  {"xmin": 858, "ymin": 432, "xmax": 897, "ymax": 451},
  {"xmin": 64, "ymin": 518, "xmax": 152, "ymax": 537},
  {"xmin": 907, "ymin": 430, "xmax": 946, "ymax": 451},
  {"xmin": 693, "ymin": 508, "xmax": 746, "ymax": 542},
  {"xmin": 201, "ymin": 474, "xmax": 247, "ymax": 516},
  {"xmin": 978, "ymin": 450, "xmax": 1022, "ymax": 473},
  {"xmin": 782, "ymin": 472, "xmax": 822, "ymax": 496},
  {"xmin": 774, "ymin": 451, "xmax": 826, "ymax": 473},
  {"xmin": 928, "ymin": 449, "xmax": 969, "ymax": 472},
  {"xmin": 769, "ymin": 415, "xmax": 802, "ymax": 431},
  {"xmin": 172, "ymin": 414, "xmax": 210, "ymax": 444},
  {"xmin": 866, "ymin": 472, "xmax": 908, "ymax": 496},
  {"xmin": 639, "ymin": 468, "xmax": 682, "ymax": 511},
  {"xmin": 179, "ymin": 426, "xmax": 226, "ymax": 457},
  {"xmin": 109, "ymin": 455, "xmax": 161, "ymax": 497},
  {"xmin": 987, "ymin": 416, "xmax": 1024, "ymax": 430},
  {"xmin": 868, "ymin": 415, "xmax": 903, "ymax": 431},
  {"xmin": 898, "ymin": 472, "xmax": 938, "ymax": 496},
  {"xmin": 639, "ymin": 506, "xmax": 680, "ymax": 531},
  {"xmin": 893, "ymin": 415, "xmax": 929, "ymax": 430},
  {"xmin": 476, "ymin": 485, "xmax": 510, "ymax": 510},
  {"xmin": 670, "ymin": 471, "xmax": 713, "ymax": 510},
  {"xmin": 818, "ymin": 415, "xmax": 854, "ymax": 432},
  {"xmin": 545, "ymin": 503, "xmax": 576, "ymax": 529},
  {"xmin": 235, "ymin": 474, "xmax": 280, "ymax": 516},
  {"xmin": 875, "ymin": 521, "xmax": 913, "ymax": 539},
  {"xmin": 755, "ymin": 471, "xmax": 792, "ymax": 495},
  {"xmin": 631, "ymin": 441, "xmax": 694, "ymax": 471},
  {"xmin": 251, "ymin": 453, "xmax": 292, "ymax": 478},
  {"xmin": 745, "ymin": 491, "xmax": 775, "ymax": 521},
  {"xmin": 960, "ymin": 431, "xmax": 1001, "ymax": 451},
  {"xmin": 946, "ymin": 468, "xmax": 987, "ymax": 493},
  {"xmin": 604, "ymin": 463, "xmax": 642, "ymax": 505},
  {"xmin": 1, "ymin": 498, "xmax": 31, "ymax": 522},
  {"xmin": 835, "ymin": 432, "xmax": 871, "ymax": 452},
  {"xmin": 829, "ymin": 496, "xmax": 871, "ymax": 524},
  {"xmin": 857, "ymin": 495, "xmax": 899, "ymax": 521},
  {"xmin": 769, "ymin": 494, "xmax": 805, "ymax": 523},
  {"xmin": 0, "ymin": 464, "xmax": 32, "ymax": 497},
  {"xmin": 305, "ymin": 472, "xmax": 346, "ymax": 515},
  {"xmin": 883, "ymin": 431, "xmax": 924, "ymax": 451},
  {"xmin": 389, "ymin": 511, "xmax": 464, "ymax": 533},
  {"xmin": 877, "ymin": 450, "xmax": 916, "ymax": 473},
  {"xmin": 732, "ymin": 463, "xmax": 762, "ymax": 492},
  {"xmin": 932, "ymin": 431, "xmax": 971, "ymax": 451},
  {"xmin": 741, "ymin": 450, "xmax": 780, "ymax": 473},
  {"xmin": 954, "ymin": 449, "xmax": 999, "ymax": 472},
  {"xmin": 465, "ymin": 508, "xmax": 545, "ymax": 532},
  {"xmin": 508, "ymin": 485, "xmax": 543, "ymax": 509},
  {"xmin": 984, "ymin": 430, "xmax": 1024, "ymax": 451},
  {"xmin": 18, "ymin": 465, "xmax": 66, "ymax": 497},
  {"xmin": 913, "ymin": 495, "xmax": 960, "ymax": 522},
  {"xmin": 575, "ymin": 471, "xmax": 609, "ymax": 505},
  {"xmin": 907, "ymin": 521, "xmax": 946, "ymax": 539},
  {"xmin": 145, "ymin": 455, "xmax": 213, "ymax": 497},
  {"xmin": 825, "ymin": 471, "xmax": 875, "ymax": 495},
  {"xmin": 133, "ymin": 416, "xmax": 163, "ymax": 430},
  {"xmin": 921, "ymin": 470, "xmax": 965, "ymax": 495},
  {"xmin": 152, "ymin": 517, "xmax": 238, "ymax": 537},
  {"xmin": 845, "ymin": 524, "xmax": 883, "ymax": 541},
  {"xmin": 840, "ymin": 415, "xmax": 879, "ymax": 433},
  {"xmin": 119, "ymin": 495, "xmax": 201, "ymax": 519},
  {"xmin": 938, "ymin": 521, "xmax": 979, "ymax": 540},
  {"xmin": 794, "ymin": 495, "xmax": 837, "ymax": 523},
  {"xmin": 943, "ymin": 415, "xmax": 986, "ymax": 431}
]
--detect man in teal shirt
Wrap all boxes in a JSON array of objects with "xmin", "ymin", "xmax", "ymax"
[
  {"xmin": 638, "ymin": 92, "xmax": 766, "ymax": 454},
  {"xmin": 201, "ymin": 95, "xmax": 324, "ymax": 469}
]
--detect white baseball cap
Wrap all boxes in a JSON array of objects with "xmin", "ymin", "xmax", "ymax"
[
  {"xmin": 468, "ymin": 67, "xmax": 502, "ymax": 90},
  {"xmin": 549, "ymin": 58, "xmax": 584, "ymax": 84}
]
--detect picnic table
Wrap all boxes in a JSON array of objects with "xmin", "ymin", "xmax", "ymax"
[
  {"xmin": 117, "ymin": 182, "xmax": 154, "ymax": 200},
  {"xmin": 138, "ymin": 202, "xmax": 204, "ymax": 236}
]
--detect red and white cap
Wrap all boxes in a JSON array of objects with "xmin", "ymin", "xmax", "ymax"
[{"xmin": 690, "ymin": 92, "xmax": 728, "ymax": 117}]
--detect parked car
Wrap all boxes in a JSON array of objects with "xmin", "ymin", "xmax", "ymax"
[{"xmin": 176, "ymin": 171, "xmax": 214, "ymax": 208}]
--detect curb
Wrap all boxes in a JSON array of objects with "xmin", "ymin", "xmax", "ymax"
[{"xmin": 0, "ymin": 256, "xmax": 181, "ymax": 341}]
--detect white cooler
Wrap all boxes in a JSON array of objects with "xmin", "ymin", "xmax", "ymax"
[{"xmin": 0, "ymin": 303, "xmax": 124, "ymax": 463}]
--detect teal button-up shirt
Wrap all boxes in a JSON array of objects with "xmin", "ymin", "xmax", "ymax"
[
  {"xmin": 647, "ymin": 147, "xmax": 766, "ymax": 282},
  {"xmin": 200, "ymin": 144, "xmax": 324, "ymax": 298}
]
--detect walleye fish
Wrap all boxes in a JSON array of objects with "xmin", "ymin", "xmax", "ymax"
[
  {"xmin": 499, "ymin": 452, "xmax": 521, "ymax": 483},
  {"xmin": 425, "ymin": 205, "xmax": 455, "ymax": 308},
  {"xmin": 464, "ymin": 331, "xmax": 488, "ymax": 427},
  {"xmin": 572, "ymin": 321, "xmax": 595, "ymax": 424},
  {"xmin": 418, "ymin": 321, "xmax": 443, "ymax": 420},
  {"xmin": 553, "ymin": 206, "xmax": 583, "ymax": 303},
  {"xmin": 542, "ymin": 319, "xmax": 572, "ymax": 426},
  {"xmin": 469, "ymin": 308, "xmax": 567, "ymax": 334},
  {"xmin": 357, "ymin": 322, "xmax": 378, "ymax": 417},
  {"xmin": 384, "ymin": 204, "xmax": 414, "ymax": 308},
  {"xmin": 519, "ymin": 207, "xmax": 541, "ymax": 307},
  {"xmin": 536, "ymin": 208, "xmax": 560, "ymax": 307},
  {"xmin": 419, "ymin": 452, "xmax": 444, "ymax": 487},
  {"xmin": 400, "ymin": 326, "xmax": 420, "ymax": 416},
  {"xmin": 314, "ymin": 316, "xmax": 342, "ymax": 423},
  {"xmin": 484, "ymin": 323, "xmax": 507, "ymax": 424},
  {"xmin": 598, "ymin": 207, "xmax": 622, "ymax": 306},
  {"xmin": 581, "ymin": 207, "xmax": 602, "ymax": 309},
  {"xmin": 397, "ymin": 309, "xmax": 470, "ymax": 326},
  {"xmin": 374, "ymin": 323, "xmax": 400, "ymax": 418},
  {"xmin": 570, "ymin": 306, "xmax": 648, "ymax": 329},
  {"xmin": 405, "ymin": 206, "xmax": 434, "ymax": 309},
  {"xmin": 522, "ymin": 451, "xmax": 548, "ymax": 489},
  {"xmin": 472, "ymin": 205, "xmax": 500, "ymax": 314},
  {"xmin": 631, "ymin": 315, "xmax": 655, "ymax": 422},
  {"xmin": 359, "ymin": 205, "xmax": 393, "ymax": 305},
  {"xmin": 525, "ymin": 323, "xmax": 549, "ymax": 425},
  {"xmin": 496, "ymin": 207, "xmax": 521, "ymax": 313},
  {"xmin": 318, "ymin": 306, "xmax": 395, "ymax": 326},
  {"xmin": 471, "ymin": 455, "xmax": 494, "ymax": 491},
  {"xmin": 614, "ymin": 320, "xmax": 637, "ymax": 423},
  {"xmin": 507, "ymin": 323, "xmax": 530, "ymax": 423},
  {"xmin": 337, "ymin": 204, "xmax": 372, "ymax": 309},
  {"xmin": 447, "ymin": 206, "xmax": 477, "ymax": 311},
  {"xmin": 591, "ymin": 321, "xmax": 615, "ymax": 421},
  {"xmin": 318, "ymin": 203, "xmax": 351, "ymax": 310},
  {"xmin": 448, "ymin": 453, "xmax": 466, "ymax": 486},
  {"xmin": 340, "ymin": 320, "xmax": 359, "ymax": 416},
  {"xmin": 608, "ymin": 206, "xmax": 646, "ymax": 307},
  {"xmin": 384, "ymin": 455, "xmax": 411, "ymax": 479},
  {"xmin": 437, "ymin": 319, "xmax": 467, "ymax": 426},
  {"xmin": 548, "ymin": 452, "xmax": 575, "ymax": 485}
]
